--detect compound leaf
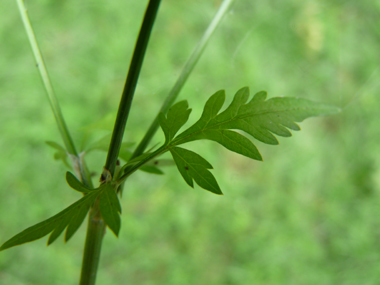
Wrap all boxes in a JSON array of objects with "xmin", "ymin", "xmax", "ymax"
[
  {"xmin": 170, "ymin": 147, "xmax": 222, "ymax": 195},
  {"xmin": 156, "ymin": 87, "xmax": 339, "ymax": 195}
]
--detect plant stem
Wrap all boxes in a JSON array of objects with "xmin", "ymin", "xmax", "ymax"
[
  {"xmin": 80, "ymin": 1, "xmax": 162, "ymax": 284},
  {"xmin": 104, "ymin": 0, "xmax": 162, "ymax": 177},
  {"xmin": 130, "ymin": 0, "xmax": 235, "ymax": 160},
  {"xmin": 16, "ymin": 0, "xmax": 95, "ymax": 188},
  {"xmin": 16, "ymin": 0, "xmax": 78, "ymax": 156},
  {"xmin": 79, "ymin": 199, "xmax": 105, "ymax": 285}
]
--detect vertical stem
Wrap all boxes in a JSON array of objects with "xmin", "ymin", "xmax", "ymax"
[
  {"xmin": 16, "ymin": 0, "xmax": 95, "ymax": 188},
  {"xmin": 80, "ymin": 1, "xmax": 162, "ymax": 284},
  {"xmin": 104, "ymin": 0, "xmax": 162, "ymax": 177},
  {"xmin": 16, "ymin": 0, "xmax": 78, "ymax": 156},
  {"xmin": 80, "ymin": 200, "xmax": 105, "ymax": 285}
]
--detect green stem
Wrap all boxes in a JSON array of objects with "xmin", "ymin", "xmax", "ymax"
[
  {"xmin": 104, "ymin": 0, "xmax": 162, "ymax": 177},
  {"xmin": 130, "ymin": 0, "xmax": 235, "ymax": 160},
  {"xmin": 80, "ymin": 1, "xmax": 162, "ymax": 284},
  {"xmin": 16, "ymin": 0, "xmax": 94, "ymax": 190},
  {"xmin": 80, "ymin": 199, "xmax": 105, "ymax": 285},
  {"xmin": 16, "ymin": 0, "xmax": 78, "ymax": 156}
]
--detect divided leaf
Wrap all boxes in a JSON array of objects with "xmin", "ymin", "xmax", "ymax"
[
  {"xmin": 170, "ymin": 147, "xmax": 222, "ymax": 195},
  {"xmin": 158, "ymin": 87, "xmax": 339, "ymax": 194}
]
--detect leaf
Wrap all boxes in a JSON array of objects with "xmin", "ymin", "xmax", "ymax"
[
  {"xmin": 98, "ymin": 183, "xmax": 121, "ymax": 236},
  {"xmin": 155, "ymin": 87, "xmax": 339, "ymax": 194},
  {"xmin": 173, "ymin": 87, "xmax": 340, "ymax": 157},
  {"xmin": 0, "ymin": 191, "xmax": 99, "ymax": 250},
  {"xmin": 66, "ymin": 172, "xmax": 92, "ymax": 194},
  {"xmin": 170, "ymin": 147, "xmax": 222, "ymax": 195},
  {"xmin": 158, "ymin": 100, "xmax": 192, "ymax": 144}
]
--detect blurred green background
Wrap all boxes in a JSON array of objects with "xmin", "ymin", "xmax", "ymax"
[{"xmin": 1, "ymin": 0, "xmax": 380, "ymax": 284}]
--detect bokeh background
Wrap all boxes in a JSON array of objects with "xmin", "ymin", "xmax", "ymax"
[{"xmin": 1, "ymin": 0, "xmax": 380, "ymax": 284}]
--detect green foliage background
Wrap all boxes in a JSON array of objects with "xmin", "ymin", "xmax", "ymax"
[{"xmin": 0, "ymin": 0, "xmax": 379, "ymax": 284}]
